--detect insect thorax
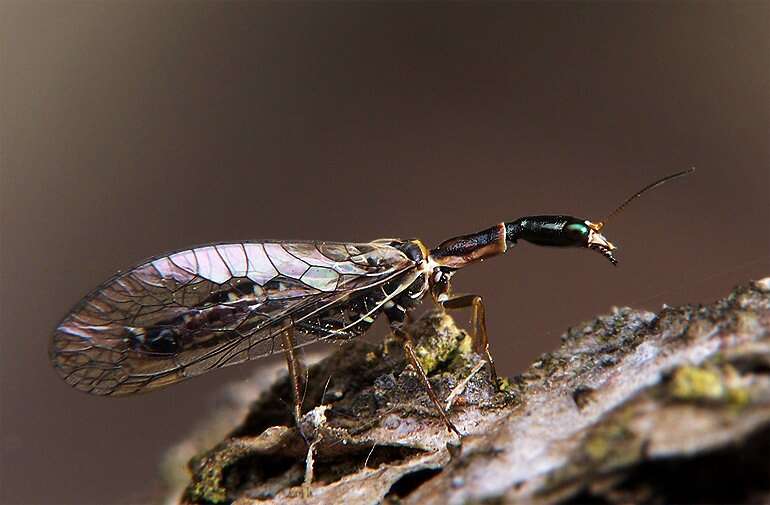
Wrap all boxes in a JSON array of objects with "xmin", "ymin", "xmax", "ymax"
[{"xmin": 367, "ymin": 239, "xmax": 427, "ymax": 327}]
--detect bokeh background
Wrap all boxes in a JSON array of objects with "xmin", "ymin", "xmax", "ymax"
[{"xmin": 2, "ymin": 2, "xmax": 768, "ymax": 504}]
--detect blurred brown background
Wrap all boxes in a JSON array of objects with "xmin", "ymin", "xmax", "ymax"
[{"xmin": 2, "ymin": 2, "xmax": 768, "ymax": 504}]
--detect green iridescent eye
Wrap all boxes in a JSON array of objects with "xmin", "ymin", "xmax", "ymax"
[{"xmin": 565, "ymin": 223, "xmax": 589, "ymax": 240}]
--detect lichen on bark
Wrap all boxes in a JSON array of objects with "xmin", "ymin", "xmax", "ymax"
[{"xmin": 162, "ymin": 277, "xmax": 770, "ymax": 505}]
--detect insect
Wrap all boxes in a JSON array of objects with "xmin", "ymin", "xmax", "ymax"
[{"xmin": 50, "ymin": 169, "xmax": 693, "ymax": 435}]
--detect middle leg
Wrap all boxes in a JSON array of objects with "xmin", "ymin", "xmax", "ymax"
[{"xmin": 391, "ymin": 325, "xmax": 462, "ymax": 437}]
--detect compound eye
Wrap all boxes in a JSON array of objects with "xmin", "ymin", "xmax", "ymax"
[{"xmin": 564, "ymin": 222, "xmax": 590, "ymax": 244}]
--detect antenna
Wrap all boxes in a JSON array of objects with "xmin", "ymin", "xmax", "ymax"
[{"xmin": 592, "ymin": 167, "xmax": 695, "ymax": 231}]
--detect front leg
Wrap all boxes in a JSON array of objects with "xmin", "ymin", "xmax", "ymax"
[{"xmin": 441, "ymin": 294, "xmax": 498, "ymax": 384}]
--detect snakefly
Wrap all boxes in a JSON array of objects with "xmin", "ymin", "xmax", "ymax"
[{"xmin": 50, "ymin": 169, "xmax": 693, "ymax": 435}]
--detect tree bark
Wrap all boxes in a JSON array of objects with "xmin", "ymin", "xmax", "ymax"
[{"xmin": 162, "ymin": 277, "xmax": 770, "ymax": 505}]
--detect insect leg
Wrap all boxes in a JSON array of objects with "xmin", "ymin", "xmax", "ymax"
[
  {"xmin": 280, "ymin": 325, "xmax": 305, "ymax": 424},
  {"xmin": 393, "ymin": 326, "xmax": 462, "ymax": 437},
  {"xmin": 441, "ymin": 294, "xmax": 498, "ymax": 384},
  {"xmin": 303, "ymin": 437, "xmax": 320, "ymax": 495},
  {"xmin": 281, "ymin": 325, "xmax": 317, "ymax": 493}
]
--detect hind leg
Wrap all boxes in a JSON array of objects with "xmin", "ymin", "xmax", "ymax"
[
  {"xmin": 280, "ymin": 326, "xmax": 305, "ymax": 424},
  {"xmin": 281, "ymin": 326, "xmax": 318, "ymax": 495}
]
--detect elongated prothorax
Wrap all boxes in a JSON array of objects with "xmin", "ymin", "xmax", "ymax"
[{"xmin": 430, "ymin": 216, "xmax": 616, "ymax": 269}]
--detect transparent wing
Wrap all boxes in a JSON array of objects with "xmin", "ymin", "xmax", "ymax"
[{"xmin": 51, "ymin": 240, "xmax": 419, "ymax": 396}]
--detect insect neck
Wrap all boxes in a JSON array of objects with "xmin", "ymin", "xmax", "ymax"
[{"xmin": 428, "ymin": 223, "xmax": 508, "ymax": 269}]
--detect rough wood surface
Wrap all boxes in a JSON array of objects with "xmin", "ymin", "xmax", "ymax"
[{"xmin": 162, "ymin": 277, "xmax": 770, "ymax": 504}]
